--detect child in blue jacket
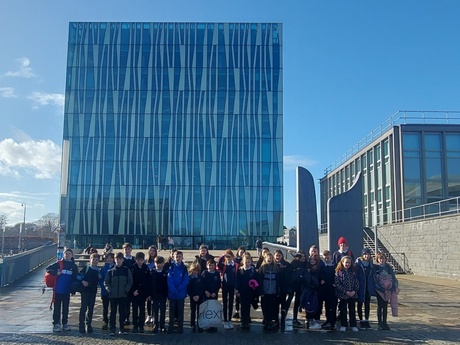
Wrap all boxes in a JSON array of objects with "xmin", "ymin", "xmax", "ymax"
[
  {"xmin": 167, "ymin": 251, "xmax": 189, "ymax": 333},
  {"xmin": 355, "ymin": 248, "xmax": 375, "ymax": 329}
]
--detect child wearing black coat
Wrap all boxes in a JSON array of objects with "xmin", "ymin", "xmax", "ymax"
[
  {"xmin": 130, "ymin": 252, "xmax": 150, "ymax": 333},
  {"xmin": 235, "ymin": 253, "xmax": 258, "ymax": 329},
  {"xmin": 187, "ymin": 262, "xmax": 205, "ymax": 332},
  {"xmin": 150, "ymin": 256, "xmax": 168, "ymax": 333}
]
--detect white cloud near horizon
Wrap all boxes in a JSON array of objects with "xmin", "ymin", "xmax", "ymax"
[
  {"xmin": 4, "ymin": 57, "xmax": 36, "ymax": 78},
  {"xmin": 283, "ymin": 155, "xmax": 318, "ymax": 171},
  {"xmin": 0, "ymin": 138, "xmax": 61, "ymax": 179},
  {"xmin": 28, "ymin": 91, "xmax": 65, "ymax": 109},
  {"xmin": 0, "ymin": 87, "xmax": 17, "ymax": 98}
]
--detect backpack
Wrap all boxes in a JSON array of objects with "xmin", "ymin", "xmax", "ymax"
[
  {"xmin": 301, "ymin": 288, "xmax": 319, "ymax": 314},
  {"xmin": 44, "ymin": 260, "xmax": 64, "ymax": 288}
]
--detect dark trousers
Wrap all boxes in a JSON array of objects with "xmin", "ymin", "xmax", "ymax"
[
  {"xmin": 261, "ymin": 294, "xmax": 278, "ymax": 324},
  {"xmin": 168, "ymin": 298, "xmax": 184, "ymax": 332},
  {"xmin": 147, "ymin": 299, "xmax": 152, "ymax": 317},
  {"xmin": 376, "ymin": 294, "xmax": 388, "ymax": 324},
  {"xmin": 189, "ymin": 297, "xmax": 202, "ymax": 327},
  {"xmin": 323, "ymin": 293, "xmax": 338, "ymax": 325},
  {"xmin": 240, "ymin": 293, "xmax": 253, "ymax": 325},
  {"xmin": 358, "ymin": 291, "xmax": 371, "ymax": 321},
  {"xmin": 101, "ymin": 295, "xmax": 110, "ymax": 324},
  {"xmin": 152, "ymin": 295, "xmax": 167, "ymax": 328},
  {"xmin": 132, "ymin": 296, "xmax": 146, "ymax": 328},
  {"xmin": 125, "ymin": 296, "xmax": 132, "ymax": 322},
  {"xmin": 79, "ymin": 292, "xmax": 96, "ymax": 327},
  {"xmin": 339, "ymin": 298, "xmax": 357, "ymax": 327},
  {"xmin": 235, "ymin": 294, "xmax": 240, "ymax": 312},
  {"xmin": 53, "ymin": 293, "xmax": 70, "ymax": 325},
  {"xmin": 287, "ymin": 288, "xmax": 302, "ymax": 320},
  {"xmin": 109, "ymin": 297, "xmax": 127, "ymax": 331},
  {"xmin": 222, "ymin": 285, "xmax": 235, "ymax": 322}
]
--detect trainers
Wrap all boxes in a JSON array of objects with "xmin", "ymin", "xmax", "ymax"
[
  {"xmin": 109, "ymin": 328, "xmax": 116, "ymax": 336},
  {"xmin": 223, "ymin": 321, "xmax": 230, "ymax": 329},
  {"xmin": 321, "ymin": 322, "xmax": 331, "ymax": 329},
  {"xmin": 339, "ymin": 326, "xmax": 346, "ymax": 332},
  {"xmin": 228, "ymin": 321, "xmax": 234, "ymax": 329},
  {"xmin": 309, "ymin": 320, "xmax": 322, "ymax": 330},
  {"xmin": 102, "ymin": 322, "xmax": 108, "ymax": 330},
  {"xmin": 351, "ymin": 327, "xmax": 359, "ymax": 332},
  {"xmin": 232, "ymin": 312, "xmax": 240, "ymax": 318},
  {"xmin": 383, "ymin": 323, "xmax": 390, "ymax": 330},
  {"xmin": 63, "ymin": 324, "xmax": 71, "ymax": 332},
  {"xmin": 292, "ymin": 319, "xmax": 303, "ymax": 328},
  {"xmin": 53, "ymin": 324, "xmax": 62, "ymax": 332},
  {"xmin": 119, "ymin": 329, "xmax": 127, "ymax": 335}
]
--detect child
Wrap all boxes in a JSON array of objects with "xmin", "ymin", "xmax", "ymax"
[
  {"xmin": 104, "ymin": 252, "xmax": 133, "ymax": 335},
  {"xmin": 274, "ymin": 250, "xmax": 291, "ymax": 329},
  {"xmin": 193, "ymin": 244, "xmax": 215, "ymax": 272},
  {"xmin": 219, "ymin": 249, "xmax": 238, "ymax": 330},
  {"xmin": 287, "ymin": 251, "xmax": 307, "ymax": 328},
  {"xmin": 319, "ymin": 250, "xmax": 337, "ymax": 330},
  {"xmin": 150, "ymin": 256, "xmax": 168, "ymax": 333},
  {"xmin": 374, "ymin": 253, "xmax": 399, "ymax": 330},
  {"xmin": 235, "ymin": 252, "xmax": 258, "ymax": 329},
  {"xmin": 167, "ymin": 251, "xmax": 189, "ymax": 333},
  {"xmin": 145, "ymin": 245, "xmax": 158, "ymax": 325},
  {"xmin": 233, "ymin": 246, "xmax": 246, "ymax": 319},
  {"xmin": 46, "ymin": 248, "xmax": 78, "ymax": 332},
  {"xmin": 355, "ymin": 248, "xmax": 375, "ymax": 329},
  {"xmin": 202, "ymin": 259, "xmax": 221, "ymax": 332},
  {"xmin": 79, "ymin": 253, "xmax": 101, "ymax": 333},
  {"xmin": 99, "ymin": 252, "xmax": 115, "ymax": 330},
  {"xmin": 306, "ymin": 253, "xmax": 322, "ymax": 329},
  {"xmin": 335, "ymin": 255, "xmax": 359, "ymax": 332},
  {"xmin": 130, "ymin": 252, "xmax": 150, "ymax": 333},
  {"xmin": 258, "ymin": 252, "xmax": 280, "ymax": 331},
  {"xmin": 122, "ymin": 242, "xmax": 135, "ymax": 326},
  {"xmin": 333, "ymin": 237, "xmax": 355, "ymax": 264},
  {"xmin": 187, "ymin": 262, "xmax": 205, "ymax": 332}
]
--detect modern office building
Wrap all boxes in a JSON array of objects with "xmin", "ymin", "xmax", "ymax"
[
  {"xmin": 60, "ymin": 22, "xmax": 283, "ymax": 248},
  {"xmin": 320, "ymin": 111, "xmax": 460, "ymax": 230}
]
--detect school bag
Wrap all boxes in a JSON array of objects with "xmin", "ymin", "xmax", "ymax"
[
  {"xmin": 44, "ymin": 260, "xmax": 64, "ymax": 288},
  {"xmin": 301, "ymin": 288, "xmax": 319, "ymax": 314}
]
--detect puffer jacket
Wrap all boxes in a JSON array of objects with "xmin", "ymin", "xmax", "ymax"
[{"xmin": 104, "ymin": 265, "xmax": 133, "ymax": 299}]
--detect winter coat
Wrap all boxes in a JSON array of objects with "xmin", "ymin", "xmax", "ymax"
[
  {"xmin": 104, "ymin": 265, "xmax": 133, "ymax": 299},
  {"xmin": 79, "ymin": 265, "xmax": 100, "ymax": 294},
  {"xmin": 334, "ymin": 268, "xmax": 359, "ymax": 300},
  {"xmin": 167, "ymin": 262, "xmax": 189, "ymax": 300},
  {"xmin": 355, "ymin": 258, "xmax": 376, "ymax": 301},
  {"xmin": 130, "ymin": 263, "xmax": 150, "ymax": 299},
  {"xmin": 99, "ymin": 262, "xmax": 115, "ymax": 296},
  {"xmin": 46, "ymin": 259, "xmax": 78, "ymax": 295}
]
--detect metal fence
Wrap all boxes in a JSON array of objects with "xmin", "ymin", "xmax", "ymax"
[{"xmin": 0, "ymin": 243, "xmax": 57, "ymax": 287}]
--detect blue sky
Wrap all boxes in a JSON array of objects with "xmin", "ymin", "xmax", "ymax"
[{"xmin": 1, "ymin": 0, "xmax": 459, "ymax": 227}]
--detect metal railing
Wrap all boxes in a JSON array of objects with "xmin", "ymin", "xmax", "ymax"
[
  {"xmin": 0, "ymin": 243, "xmax": 57, "ymax": 287},
  {"xmin": 324, "ymin": 110, "xmax": 460, "ymax": 174}
]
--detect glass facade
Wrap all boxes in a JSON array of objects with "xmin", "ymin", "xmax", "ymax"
[
  {"xmin": 320, "ymin": 123, "xmax": 460, "ymax": 229},
  {"xmin": 60, "ymin": 22, "xmax": 283, "ymax": 247}
]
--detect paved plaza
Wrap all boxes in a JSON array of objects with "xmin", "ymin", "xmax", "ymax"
[{"xmin": 0, "ymin": 250, "xmax": 459, "ymax": 344}]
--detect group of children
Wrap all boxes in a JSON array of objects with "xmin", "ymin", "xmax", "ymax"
[{"xmin": 45, "ymin": 237, "xmax": 399, "ymax": 335}]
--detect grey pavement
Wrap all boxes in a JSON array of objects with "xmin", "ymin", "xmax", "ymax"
[{"xmin": 0, "ymin": 249, "xmax": 459, "ymax": 344}]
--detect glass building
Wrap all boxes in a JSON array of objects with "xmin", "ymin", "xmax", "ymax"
[
  {"xmin": 320, "ymin": 111, "xmax": 460, "ymax": 230},
  {"xmin": 60, "ymin": 22, "xmax": 283, "ymax": 248}
]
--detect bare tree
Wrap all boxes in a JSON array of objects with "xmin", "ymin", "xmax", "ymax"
[{"xmin": 34, "ymin": 212, "xmax": 59, "ymax": 238}]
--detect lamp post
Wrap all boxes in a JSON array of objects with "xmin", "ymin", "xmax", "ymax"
[{"xmin": 19, "ymin": 203, "xmax": 26, "ymax": 252}]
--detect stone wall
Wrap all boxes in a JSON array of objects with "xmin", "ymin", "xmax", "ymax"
[
  {"xmin": 377, "ymin": 214, "xmax": 460, "ymax": 280},
  {"xmin": 319, "ymin": 214, "xmax": 460, "ymax": 280}
]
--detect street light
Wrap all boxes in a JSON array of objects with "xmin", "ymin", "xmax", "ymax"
[{"xmin": 19, "ymin": 203, "xmax": 26, "ymax": 252}]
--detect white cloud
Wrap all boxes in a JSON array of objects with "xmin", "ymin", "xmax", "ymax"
[
  {"xmin": 284, "ymin": 155, "xmax": 318, "ymax": 171},
  {"xmin": 0, "ymin": 138, "xmax": 61, "ymax": 179},
  {"xmin": 28, "ymin": 91, "xmax": 65, "ymax": 109},
  {"xmin": 0, "ymin": 87, "xmax": 17, "ymax": 98},
  {"xmin": 4, "ymin": 57, "xmax": 36, "ymax": 78}
]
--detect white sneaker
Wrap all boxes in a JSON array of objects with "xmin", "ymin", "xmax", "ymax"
[
  {"xmin": 309, "ymin": 320, "xmax": 322, "ymax": 330},
  {"xmin": 223, "ymin": 322, "xmax": 230, "ymax": 329},
  {"xmin": 53, "ymin": 324, "xmax": 61, "ymax": 332},
  {"xmin": 339, "ymin": 326, "xmax": 346, "ymax": 332},
  {"xmin": 228, "ymin": 321, "xmax": 234, "ymax": 329},
  {"xmin": 351, "ymin": 327, "xmax": 359, "ymax": 332},
  {"xmin": 62, "ymin": 324, "xmax": 71, "ymax": 332}
]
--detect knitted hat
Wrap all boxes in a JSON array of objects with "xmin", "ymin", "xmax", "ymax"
[
  {"xmin": 337, "ymin": 236, "xmax": 347, "ymax": 246},
  {"xmin": 361, "ymin": 248, "xmax": 371, "ymax": 255}
]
